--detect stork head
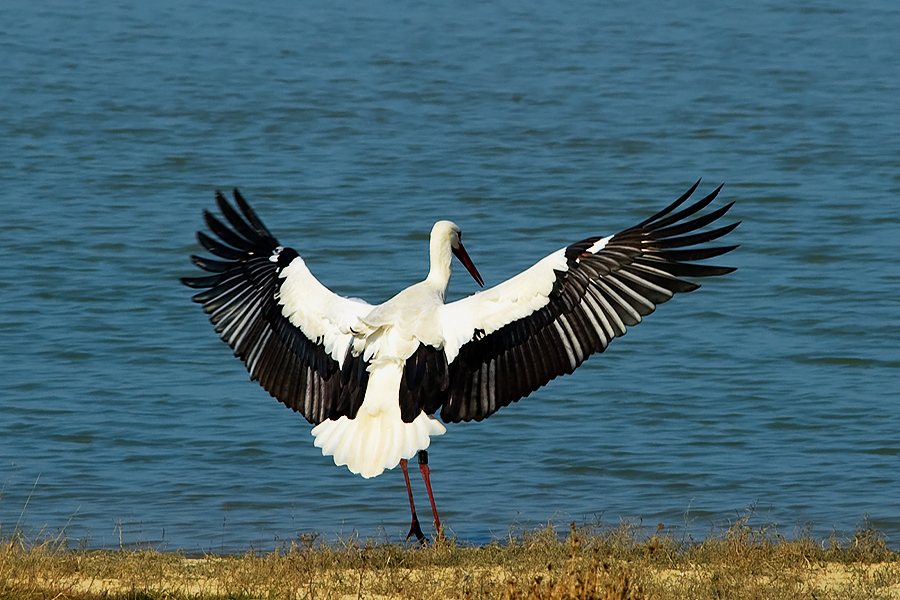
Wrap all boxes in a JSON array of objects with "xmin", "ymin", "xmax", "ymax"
[{"xmin": 431, "ymin": 220, "xmax": 484, "ymax": 287}]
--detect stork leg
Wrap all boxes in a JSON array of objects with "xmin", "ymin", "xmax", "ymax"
[
  {"xmin": 417, "ymin": 450, "xmax": 443, "ymax": 539},
  {"xmin": 400, "ymin": 458, "xmax": 426, "ymax": 543}
]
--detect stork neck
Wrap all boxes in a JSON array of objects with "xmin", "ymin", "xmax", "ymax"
[{"xmin": 425, "ymin": 233, "xmax": 452, "ymax": 292}]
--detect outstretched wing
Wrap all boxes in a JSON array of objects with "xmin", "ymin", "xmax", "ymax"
[
  {"xmin": 431, "ymin": 181, "xmax": 739, "ymax": 422},
  {"xmin": 181, "ymin": 189, "xmax": 373, "ymax": 424}
]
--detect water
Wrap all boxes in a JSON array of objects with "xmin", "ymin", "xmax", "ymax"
[{"xmin": 1, "ymin": 0, "xmax": 899, "ymax": 552}]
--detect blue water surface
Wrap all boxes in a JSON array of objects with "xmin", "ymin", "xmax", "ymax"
[{"xmin": 1, "ymin": 0, "xmax": 899, "ymax": 552}]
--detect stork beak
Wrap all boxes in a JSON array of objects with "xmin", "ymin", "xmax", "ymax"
[{"xmin": 452, "ymin": 243, "xmax": 484, "ymax": 287}]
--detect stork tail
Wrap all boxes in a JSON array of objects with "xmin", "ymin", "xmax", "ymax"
[{"xmin": 311, "ymin": 361, "xmax": 446, "ymax": 478}]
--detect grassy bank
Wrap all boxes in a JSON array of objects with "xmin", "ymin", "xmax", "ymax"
[{"xmin": 2, "ymin": 519, "xmax": 899, "ymax": 599}]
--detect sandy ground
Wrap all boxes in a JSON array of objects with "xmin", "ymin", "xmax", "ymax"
[{"xmin": 12, "ymin": 557, "xmax": 900, "ymax": 599}]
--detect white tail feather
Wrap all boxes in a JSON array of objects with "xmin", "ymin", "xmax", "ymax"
[{"xmin": 311, "ymin": 360, "xmax": 446, "ymax": 478}]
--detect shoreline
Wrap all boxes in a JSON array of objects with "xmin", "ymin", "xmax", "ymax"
[{"xmin": 3, "ymin": 521, "xmax": 899, "ymax": 599}]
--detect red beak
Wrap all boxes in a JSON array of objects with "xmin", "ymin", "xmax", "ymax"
[{"xmin": 452, "ymin": 242, "xmax": 484, "ymax": 287}]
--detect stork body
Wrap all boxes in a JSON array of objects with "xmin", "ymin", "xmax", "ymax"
[
  {"xmin": 182, "ymin": 181, "xmax": 738, "ymax": 539},
  {"xmin": 304, "ymin": 220, "xmax": 483, "ymax": 479}
]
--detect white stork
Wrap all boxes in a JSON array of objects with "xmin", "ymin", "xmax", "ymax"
[{"xmin": 182, "ymin": 181, "xmax": 738, "ymax": 541}]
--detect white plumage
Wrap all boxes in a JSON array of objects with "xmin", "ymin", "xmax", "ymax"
[{"xmin": 182, "ymin": 182, "xmax": 738, "ymax": 483}]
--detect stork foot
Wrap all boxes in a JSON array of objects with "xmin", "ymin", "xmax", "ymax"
[{"xmin": 406, "ymin": 512, "xmax": 427, "ymax": 544}]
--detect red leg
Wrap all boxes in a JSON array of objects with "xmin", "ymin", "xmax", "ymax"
[
  {"xmin": 400, "ymin": 458, "xmax": 426, "ymax": 542},
  {"xmin": 417, "ymin": 450, "xmax": 442, "ymax": 538}
]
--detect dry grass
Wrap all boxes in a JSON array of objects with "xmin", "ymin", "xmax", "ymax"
[{"xmin": 2, "ymin": 519, "xmax": 899, "ymax": 599}]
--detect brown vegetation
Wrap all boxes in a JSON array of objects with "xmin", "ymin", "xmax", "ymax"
[{"xmin": 2, "ymin": 519, "xmax": 899, "ymax": 599}]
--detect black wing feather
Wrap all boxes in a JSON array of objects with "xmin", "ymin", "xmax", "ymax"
[
  {"xmin": 398, "ymin": 344, "xmax": 450, "ymax": 423},
  {"xmin": 233, "ymin": 188, "xmax": 276, "ymax": 239},
  {"xmin": 197, "ymin": 231, "xmax": 246, "ymax": 260},
  {"xmin": 636, "ymin": 179, "xmax": 701, "ymax": 227},
  {"xmin": 202, "ymin": 210, "xmax": 254, "ymax": 251}
]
